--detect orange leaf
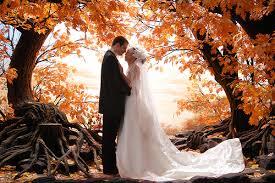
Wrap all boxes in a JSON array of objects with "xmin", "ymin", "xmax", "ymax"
[{"xmin": 5, "ymin": 68, "xmax": 18, "ymax": 84}]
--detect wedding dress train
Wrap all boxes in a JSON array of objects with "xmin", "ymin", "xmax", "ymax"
[{"xmin": 116, "ymin": 61, "xmax": 245, "ymax": 181}]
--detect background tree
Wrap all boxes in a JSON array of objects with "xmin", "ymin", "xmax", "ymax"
[
  {"xmin": 1, "ymin": 26, "xmax": 101, "ymax": 127},
  {"xmin": 137, "ymin": 0, "xmax": 274, "ymax": 156}
]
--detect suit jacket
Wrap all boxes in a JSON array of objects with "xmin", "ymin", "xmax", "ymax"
[{"xmin": 99, "ymin": 50, "xmax": 131, "ymax": 116}]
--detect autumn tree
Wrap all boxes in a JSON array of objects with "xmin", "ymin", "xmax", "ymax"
[
  {"xmin": 32, "ymin": 28, "xmax": 102, "ymax": 129},
  {"xmin": 137, "ymin": 0, "xmax": 274, "ymax": 156},
  {"xmin": 0, "ymin": 0, "xmax": 135, "ymax": 178},
  {"xmin": 0, "ymin": 26, "xmax": 101, "ymax": 127}
]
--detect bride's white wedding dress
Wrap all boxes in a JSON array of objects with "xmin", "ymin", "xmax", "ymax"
[{"xmin": 116, "ymin": 61, "xmax": 245, "ymax": 181}]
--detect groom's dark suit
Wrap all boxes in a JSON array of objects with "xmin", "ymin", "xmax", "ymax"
[{"xmin": 99, "ymin": 50, "xmax": 131, "ymax": 174}]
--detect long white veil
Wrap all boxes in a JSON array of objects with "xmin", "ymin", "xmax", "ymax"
[{"xmin": 126, "ymin": 49, "xmax": 162, "ymax": 136}]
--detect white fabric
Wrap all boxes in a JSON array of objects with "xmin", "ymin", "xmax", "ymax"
[{"xmin": 116, "ymin": 61, "xmax": 245, "ymax": 181}]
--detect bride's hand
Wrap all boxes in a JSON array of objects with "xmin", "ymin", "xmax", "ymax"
[{"xmin": 123, "ymin": 74, "xmax": 131, "ymax": 88}]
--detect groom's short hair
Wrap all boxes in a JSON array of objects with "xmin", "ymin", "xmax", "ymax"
[{"xmin": 112, "ymin": 36, "xmax": 128, "ymax": 46}]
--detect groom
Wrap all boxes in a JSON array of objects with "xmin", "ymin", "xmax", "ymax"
[{"xmin": 99, "ymin": 36, "xmax": 131, "ymax": 175}]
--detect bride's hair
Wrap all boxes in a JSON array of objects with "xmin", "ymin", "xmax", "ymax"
[{"xmin": 130, "ymin": 47, "xmax": 146, "ymax": 64}]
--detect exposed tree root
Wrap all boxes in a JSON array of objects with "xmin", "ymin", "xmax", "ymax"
[
  {"xmin": 171, "ymin": 117, "xmax": 274, "ymax": 158},
  {"xmin": 0, "ymin": 102, "xmax": 102, "ymax": 179}
]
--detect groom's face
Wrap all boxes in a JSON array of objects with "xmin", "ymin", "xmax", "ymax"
[{"xmin": 117, "ymin": 43, "xmax": 128, "ymax": 56}]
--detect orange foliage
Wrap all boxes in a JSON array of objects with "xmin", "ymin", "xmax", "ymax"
[
  {"xmin": 5, "ymin": 68, "xmax": 17, "ymax": 84},
  {"xmin": 235, "ymin": 83, "xmax": 272, "ymax": 125},
  {"xmin": 32, "ymin": 61, "xmax": 101, "ymax": 129},
  {"xmin": 31, "ymin": 27, "xmax": 105, "ymax": 129},
  {"xmin": 177, "ymin": 78, "xmax": 230, "ymax": 126},
  {"xmin": 0, "ymin": 0, "xmax": 135, "ymax": 41},
  {"xmin": 0, "ymin": 25, "xmax": 102, "ymax": 128}
]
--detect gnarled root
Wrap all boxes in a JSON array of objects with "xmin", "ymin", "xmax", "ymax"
[{"xmin": 0, "ymin": 102, "xmax": 102, "ymax": 179}]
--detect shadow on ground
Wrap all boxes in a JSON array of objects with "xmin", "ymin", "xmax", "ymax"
[{"xmin": 32, "ymin": 172, "xmax": 275, "ymax": 183}]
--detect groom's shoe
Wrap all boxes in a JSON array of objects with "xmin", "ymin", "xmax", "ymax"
[
  {"xmin": 103, "ymin": 170, "xmax": 119, "ymax": 175},
  {"xmin": 112, "ymin": 173, "xmax": 120, "ymax": 178}
]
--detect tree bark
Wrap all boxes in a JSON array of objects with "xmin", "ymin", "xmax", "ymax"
[
  {"xmin": 272, "ymin": 87, "xmax": 275, "ymax": 116},
  {"xmin": 7, "ymin": 30, "xmax": 50, "ymax": 107},
  {"xmin": 199, "ymin": 39, "xmax": 251, "ymax": 135}
]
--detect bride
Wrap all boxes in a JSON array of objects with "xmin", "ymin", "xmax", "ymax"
[{"xmin": 116, "ymin": 47, "xmax": 245, "ymax": 181}]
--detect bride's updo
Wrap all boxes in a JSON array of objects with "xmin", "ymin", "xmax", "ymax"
[{"xmin": 129, "ymin": 47, "xmax": 146, "ymax": 64}]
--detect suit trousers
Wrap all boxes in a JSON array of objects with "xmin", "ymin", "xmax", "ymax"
[{"xmin": 102, "ymin": 114, "xmax": 123, "ymax": 174}]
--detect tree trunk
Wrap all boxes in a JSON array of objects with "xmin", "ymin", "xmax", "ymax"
[
  {"xmin": 197, "ymin": 3, "xmax": 274, "ymax": 118},
  {"xmin": 272, "ymin": 87, "xmax": 275, "ymax": 116},
  {"xmin": 200, "ymin": 41, "xmax": 251, "ymax": 135},
  {"xmin": 7, "ymin": 29, "xmax": 50, "ymax": 107}
]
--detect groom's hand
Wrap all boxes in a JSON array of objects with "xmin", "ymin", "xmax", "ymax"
[
  {"xmin": 118, "ymin": 64, "xmax": 123, "ymax": 73},
  {"xmin": 122, "ymin": 73, "xmax": 131, "ymax": 88},
  {"xmin": 126, "ymin": 78, "xmax": 131, "ymax": 88},
  {"xmin": 118, "ymin": 63, "xmax": 131, "ymax": 88}
]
